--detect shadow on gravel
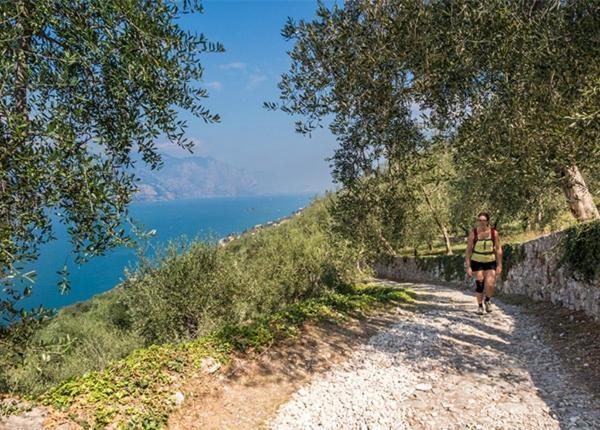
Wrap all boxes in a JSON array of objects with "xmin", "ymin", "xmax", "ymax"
[
  {"xmin": 168, "ymin": 299, "xmax": 418, "ymax": 428},
  {"xmin": 223, "ymin": 307, "xmax": 412, "ymax": 387},
  {"xmin": 370, "ymin": 280, "xmax": 600, "ymax": 430}
]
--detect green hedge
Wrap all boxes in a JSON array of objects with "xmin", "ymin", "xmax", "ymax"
[{"xmin": 560, "ymin": 219, "xmax": 600, "ymax": 283}]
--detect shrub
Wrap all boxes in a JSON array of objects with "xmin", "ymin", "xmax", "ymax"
[
  {"xmin": 0, "ymin": 290, "xmax": 143, "ymax": 395},
  {"xmin": 123, "ymin": 194, "xmax": 364, "ymax": 346},
  {"xmin": 560, "ymin": 219, "xmax": 600, "ymax": 283}
]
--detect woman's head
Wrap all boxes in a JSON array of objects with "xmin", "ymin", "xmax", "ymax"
[{"xmin": 477, "ymin": 212, "xmax": 490, "ymax": 227}]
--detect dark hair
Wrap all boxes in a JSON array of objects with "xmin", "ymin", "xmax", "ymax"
[
  {"xmin": 477, "ymin": 212, "xmax": 490, "ymax": 221},
  {"xmin": 477, "ymin": 212, "xmax": 491, "ymax": 227}
]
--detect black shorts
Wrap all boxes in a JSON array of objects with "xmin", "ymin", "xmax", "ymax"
[{"xmin": 471, "ymin": 260, "xmax": 497, "ymax": 272}]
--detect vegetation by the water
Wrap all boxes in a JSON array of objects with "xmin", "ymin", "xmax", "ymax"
[
  {"xmin": 38, "ymin": 283, "xmax": 412, "ymax": 428},
  {"xmin": 0, "ymin": 194, "xmax": 362, "ymax": 395}
]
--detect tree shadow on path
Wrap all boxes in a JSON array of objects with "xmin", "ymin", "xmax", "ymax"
[{"xmin": 370, "ymin": 279, "xmax": 600, "ymax": 430}]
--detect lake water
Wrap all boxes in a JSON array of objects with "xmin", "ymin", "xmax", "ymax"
[{"xmin": 15, "ymin": 193, "xmax": 317, "ymax": 311}]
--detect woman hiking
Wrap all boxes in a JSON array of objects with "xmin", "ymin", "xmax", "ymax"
[{"xmin": 465, "ymin": 212, "xmax": 503, "ymax": 315}]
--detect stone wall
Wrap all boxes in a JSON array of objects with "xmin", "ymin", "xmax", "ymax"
[{"xmin": 374, "ymin": 231, "xmax": 600, "ymax": 320}]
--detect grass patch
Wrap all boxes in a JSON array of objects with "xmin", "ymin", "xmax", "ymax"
[{"xmin": 37, "ymin": 282, "xmax": 412, "ymax": 428}]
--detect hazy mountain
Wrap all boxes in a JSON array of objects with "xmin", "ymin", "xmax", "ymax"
[{"xmin": 134, "ymin": 154, "xmax": 259, "ymax": 201}]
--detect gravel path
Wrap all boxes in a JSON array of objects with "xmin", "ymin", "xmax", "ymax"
[{"xmin": 267, "ymin": 280, "xmax": 600, "ymax": 430}]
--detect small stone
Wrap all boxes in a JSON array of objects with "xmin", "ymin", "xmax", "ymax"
[
  {"xmin": 415, "ymin": 383, "xmax": 432, "ymax": 391},
  {"xmin": 171, "ymin": 391, "xmax": 185, "ymax": 406},
  {"xmin": 200, "ymin": 356, "xmax": 221, "ymax": 374}
]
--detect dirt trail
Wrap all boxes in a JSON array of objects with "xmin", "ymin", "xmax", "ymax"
[
  {"xmin": 3, "ymin": 279, "xmax": 599, "ymax": 429},
  {"xmin": 267, "ymin": 279, "xmax": 600, "ymax": 430}
]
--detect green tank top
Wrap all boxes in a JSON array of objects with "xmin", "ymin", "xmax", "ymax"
[{"xmin": 471, "ymin": 231, "xmax": 496, "ymax": 263}]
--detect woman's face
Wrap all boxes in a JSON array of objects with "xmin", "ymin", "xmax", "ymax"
[{"xmin": 477, "ymin": 215, "xmax": 488, "ymax": 227}]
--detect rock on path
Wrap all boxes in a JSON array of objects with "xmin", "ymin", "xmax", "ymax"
[{"xmin": 267, "ymin": 280, "xmax": 600, "ymax": 430}]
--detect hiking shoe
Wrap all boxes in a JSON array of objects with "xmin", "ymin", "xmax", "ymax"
[
  {"xmin": 485, "ymin": 301, "xmax": 493, "ymax": 313},
  {"xmin": 477, "ymin": 305, "xmax": 485, "ymax": 315}
]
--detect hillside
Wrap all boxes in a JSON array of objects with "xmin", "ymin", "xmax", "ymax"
[{"xmin": 134, "ymin": 154, "xmax": 259, "ymax": 201}]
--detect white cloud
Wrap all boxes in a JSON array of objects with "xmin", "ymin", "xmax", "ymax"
[
  {"xmin": 219, "ymin": 62, "xmax": 247, "ymax": 71},
  {"xmin": 246, "ymin": 73, "xmax": 267, "ymax": 90},
  {"xmin": 205, "ymin": 80, "xmax": 223, "ymax": 91}
]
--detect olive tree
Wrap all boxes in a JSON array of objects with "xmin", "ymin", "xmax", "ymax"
[
  {"xmin": 0, "ymin": 0, "xmax": 223, "ymax": 324},
  {"xmin": 267, "ymin": 0, "xmax": 599, "ymax": 238}
]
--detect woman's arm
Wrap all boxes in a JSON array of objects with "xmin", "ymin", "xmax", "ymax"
[
  {"xmin": 466, "ymin": 230, "xmax": 474, "ymax": 276},
  {"xmin": 495, "ymin": 232, "xmax": 503, "ymax": 274}
]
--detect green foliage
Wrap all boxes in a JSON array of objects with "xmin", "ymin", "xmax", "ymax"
[
  {"xmin": 123, "ymin": 194, "xmax": 365, "ymax": 346},
  {"xmin": 0, "ymin": 289, "xmax": 143, "ymax": 395},
  {"xmin": 268, "ymin": 0, "xmax": 600, "ymax": 252},
  {"xmin": 328, "ymin": 175, "xmax": 413, "ymax": 262},
  {"xmin": 0, "ymin": 0, "xmax": 223, "ymax": 323},
  {"xmin": 560, "ymin": 220, "xmax": 600, "ymax": 283},
  {"xmin": 38, "ymin": 282, "xmax": 413, "ymax": 428},
  {"xmin": 122, "ymin": 240, "xmax": 241, "ymax": 345}
]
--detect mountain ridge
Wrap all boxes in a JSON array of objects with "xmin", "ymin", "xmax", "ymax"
[{"xmin": 134, "ymin": 154, "xmax": 259, "ymax": 202}]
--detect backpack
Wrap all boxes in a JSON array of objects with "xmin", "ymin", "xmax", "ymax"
[{"xmin": 473, "ymin": 227, "xmax": 497, "ymax": 248}]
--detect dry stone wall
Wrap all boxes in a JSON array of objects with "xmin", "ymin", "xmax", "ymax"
[{"xmin": 374, "ymin": 231, "xmax": 600, "ymax": 320}]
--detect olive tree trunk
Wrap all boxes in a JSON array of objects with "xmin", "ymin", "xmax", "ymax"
[
  {"xmin": 420, "ymin": 186, "xmax": 453, "ymax": 255},
  {"xmin": 561, "ymin": 165, "xmax": 599, "ymax": 222}
]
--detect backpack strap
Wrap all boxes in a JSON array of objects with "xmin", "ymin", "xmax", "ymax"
[{"xmin": 473, "ymin": 227, "xmax": 496, "ymax": 246}]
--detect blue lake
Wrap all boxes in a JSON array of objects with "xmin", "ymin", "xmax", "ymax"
[{"xmin": 16, "ymin": 193, "xmax": 317, "ymax": 311}]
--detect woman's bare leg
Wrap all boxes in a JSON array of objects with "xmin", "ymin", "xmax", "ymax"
[
  {"xmin": 484, "ymin": 269, "xmax": 496, "ymax": 299},
  {"xmin": 484, "ymin": 269, "xmax": 496, "ymax": 312},
  {"xmin": 475, "ymin": 270, "xmax": 485, "ymax": 305}
]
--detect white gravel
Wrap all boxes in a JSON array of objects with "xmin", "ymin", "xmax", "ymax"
[{"xmin": 267, "ymin": 280, "xmax": 600, "ymax": 430}]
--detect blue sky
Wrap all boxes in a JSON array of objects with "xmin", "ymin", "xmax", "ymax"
[{"xmin": 161, "ymin": 0, "xmax": 343, "ymax": 195}]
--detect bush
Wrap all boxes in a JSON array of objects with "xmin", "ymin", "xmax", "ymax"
[
  {"xmin": 0, "ymin": 290, "xmax": 143, "ymax": 395},
  {"xmin": 560, "ymin": 219, "xmax": 600, "ymax": 283},
  {"xmin": 123, "ymin": 194, "xmax": 364, "ymax": 345},
  {"xmin": 122, "ymin": 240, "xmax": 244, "ymax": 344}
]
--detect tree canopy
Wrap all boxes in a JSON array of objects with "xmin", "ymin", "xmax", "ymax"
[
  {"xmin": 268, "ymin": 0, "xmax": 599, "ymax": 242},
  {"xmin": 1, "ymin": 0, "xmax": 222, "ymax": 323}
]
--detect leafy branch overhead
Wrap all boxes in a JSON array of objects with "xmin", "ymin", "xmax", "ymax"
[
  {"xmin": 267, "ymin": 0, "xmax": 600, "ymax": 241},
  {"xmin": 0, "ymin": 0, "xmax": 223, "ymax": 322}
]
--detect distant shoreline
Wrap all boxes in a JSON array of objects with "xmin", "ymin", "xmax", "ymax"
[
  {"xmin": 133, "ymin": 190, "xmax": 322, "ymax": 204},
  {"xmin": 218, "ymin": 205, "xmax": 306, "ymax": 247}
]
